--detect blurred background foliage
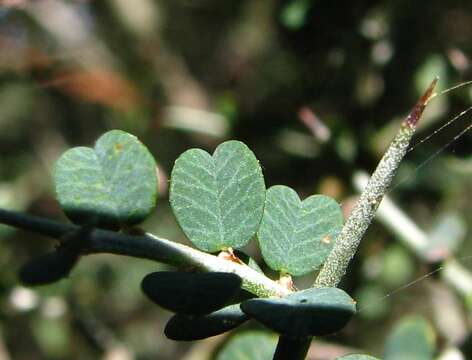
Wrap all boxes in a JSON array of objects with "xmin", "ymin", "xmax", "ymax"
[{"xmin": 0, "ymin": 0, "xmax": 471, "ymax": 359}]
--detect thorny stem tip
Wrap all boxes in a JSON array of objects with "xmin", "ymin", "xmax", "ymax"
[
  {"xmin": 405, "ymin": 76, "xmax": 438, "ymax": 127},
  {"xmin": 314, "ymin": 78, "xmax": 438, "ymax": 288}
]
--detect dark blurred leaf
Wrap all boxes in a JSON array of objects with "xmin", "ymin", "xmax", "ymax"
[
  {"xmin": 141, "ymin": 271, "xmax": 241, "ymax": 315},
  {"xmin": 19, "ymin": 246, "xmax": 79, "ymax": 286},
  {"xmin": 384, "ymin": 316, "xmax": 436, "ymax": 360},
  {"xmin": 241, "ymin": 287, "xmax": 356, "ymax": 337},
  {"xmin": 164, "ymin": 304, "xmax": 248, "ymax": 341}
]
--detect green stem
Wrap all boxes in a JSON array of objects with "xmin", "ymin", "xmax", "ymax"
[
  {"xmin": 273, "ymin": 336, "xmax": 311, "ymax": 360},
  {"xmin": 0, "ymin": 208, "xmax": 289, "ymax": 298},
  {"xmin": 314, "ymin": 78, "xmax": 437, "ymax": 288}
]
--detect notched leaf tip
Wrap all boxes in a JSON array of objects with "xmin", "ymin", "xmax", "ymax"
[{"xmin": 405, "ymin": 77, "xmax": 438, "ymax": 128}]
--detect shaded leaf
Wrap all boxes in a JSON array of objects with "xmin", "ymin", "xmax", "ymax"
[
  {"xmin": 164, "ymin": 304, "xmax": 248, "ymax": 341},
  {"xmin": 257, "ymin": 185, "xmax": 343, "ymax": 276},
  {"xmin": 215, "ymin": 330, "xmax": 277, "ymax": 360},
  {"xmin": 19, "ymin": 246, "xmax": 79, "ymax": 286},
  {"xmin": 141, "ymin": 271, "xmax": 241, "ymax": 315},
  {"xmin": 241, "ymin": 287, "xmax": 356, "ymax": 337},
  {"xmin": 170, "ymin": 140, "xmax": 265, "ymax": 252},
  {"xmin": 54, "ymin": 130, "xmax": 158, "ymax": 228}
]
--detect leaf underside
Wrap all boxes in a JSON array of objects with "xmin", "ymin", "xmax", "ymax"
[
  {"xmin": 141, "ymin": 271, "xmax": 242, "ymax": 315},
  {"xmin": 164, "ymin": 304, "xmax": 248, "ymax": 341},
  {"xmin": 241, "ymin": 287, "xmax": 356, "ymax": 337},
  {"xmin": 19, "ymin": 247, "xmax": 78, "ymax": 286}
]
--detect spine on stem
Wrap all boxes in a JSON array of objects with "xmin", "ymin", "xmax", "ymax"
[{"xmin": 315, "ymin": 78, "xmax": 438, "ymax": 288}]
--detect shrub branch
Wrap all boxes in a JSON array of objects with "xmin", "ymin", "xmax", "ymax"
[{"xmin": 0, "ymin": 209, "xmax": 290, "ymax": 298}]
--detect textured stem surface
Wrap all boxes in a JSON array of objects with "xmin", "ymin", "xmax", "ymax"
[
  {"xmin": 0, "ymin": 208, "xmax": 289, "ymax": 298},
  {"xmin": 315, "ymin": 78, "xmax": 437, "ymax": 288}
]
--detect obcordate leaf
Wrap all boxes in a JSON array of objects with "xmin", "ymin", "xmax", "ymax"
[
  {"xmin": 215, "ymin": 330, "xmax": 277, "ymax": 360},
  {"xmin": 54, "ymin": 130, "xmax": 158, "ymax": 228},
  {"xmin": 165, "ymin": 304, "xmax": 248, "ymax": 341},
  {"xmin": 257, "ymin": 185, "xmax": 343, "ymax": 276},
  {"xmin": 170, "ymin": 140, "xmax": 265, "ymax": 252},
  {"xmin": 241, "ymin": 287, "xmax": 356, "ymax": 337},
  {"xmin": 19, "ymin": 246, "xmax": 79, "ymax": 286},
  {"xmin": 141, "ymin": 271, "xmax": 241, "ymax": 315}
]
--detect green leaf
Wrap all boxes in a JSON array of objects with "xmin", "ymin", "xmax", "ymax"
[
  {"xmin": 384, "ymin": 316, "xmax": 435, "ymax": 360},
  {"xmin": 165, "ymin": 304, "xmax": 248, "ymax": 341},
  {"xmin": 257, "ymin": 185, "xmax": 343, "ymax": 276},
  {"xmin": 215, "ymin": 330, "xmax": 277, "ymax": 360},
  {"xmin": 54, "ymin": 130, "xmax": 158, "ymax": 228},
  {"xmin": 336, "ymin": 355, "xmax": 381, "ymax": 360},
  {"xmin": 170, "ymin": 140, "xmax": 265, "ymax": 252},
  {"xmin": 241, "ymin": 287, "xmax": 356, "ymax": 337},
  {"xmin": 141, "ymin": 271, "xmax": 241, "ymax": 315}
]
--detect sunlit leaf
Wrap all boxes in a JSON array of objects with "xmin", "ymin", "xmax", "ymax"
[
  {"xmin": 54, "ymin": 130, "xmax": 158, "ymax": 228},
  {"xmin": 170, "ymin": 140, "xmax": 265, "ymax": 252},
  {"xmin": 257, "ymin": 185, "xmax": 343, "ymax": 276}
]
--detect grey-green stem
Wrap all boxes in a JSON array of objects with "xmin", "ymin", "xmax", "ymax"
[
  {"xmin": 0, "ymin": 208, "xmax": 290, "ymax": 298},
  {"xmin": 315, "ymin": 78, "xmax": 438, "ymax": 288}
]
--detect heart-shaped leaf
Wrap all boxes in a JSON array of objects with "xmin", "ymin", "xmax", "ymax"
[
  {"xmin": 241, "ymin": 287, "xmax": 356, "ymax": 337},
  {"xmin": 19, "ymin": 246, "xmax": 79, "ymax": 286},
  {"xmin": 54, "ymin": 130, "xmax": 158, "ymax": 228},
  {"xmin": 257, "ymin": 185, "xmax": 343, "ymax": 276},
  {"xmin": 170, "ymin": 140, "xmax": 265, "ymax": 252},
  {"xmin": 141, "ymin": 271, "xmax": 241, "ymax": 315},
  {"xmin": 165, "ymin": 304, "xmax": 248, "ymax": 341},
  {"xmin": 215, "ymin": 330, "xmax": 277, "ymax": 360}
]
